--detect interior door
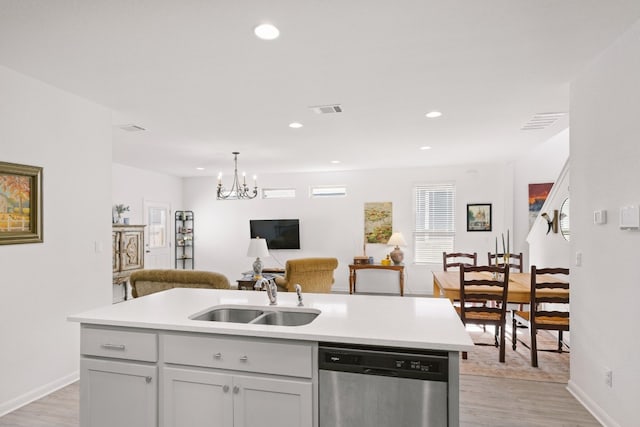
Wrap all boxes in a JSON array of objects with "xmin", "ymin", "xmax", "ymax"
[{"xmin": 143, "ymin": 200, "xmax": 171, "ymax": 269}]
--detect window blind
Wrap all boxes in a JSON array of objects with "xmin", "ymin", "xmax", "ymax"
[{"xmin": 414, "ymin": 183, "xmax": 456, "ymax": 263}]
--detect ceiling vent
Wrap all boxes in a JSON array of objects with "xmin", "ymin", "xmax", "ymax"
[
  {"xmin": 521, "ymin": 112, "xmax": 566, "ymax": 131},
  {"xmin": 119, "ymin": 124, "xmax": 146, "ymax": 132},
  {"xmin": 309, "ymin": 104, "xmax": 343, "ymax": 114}
]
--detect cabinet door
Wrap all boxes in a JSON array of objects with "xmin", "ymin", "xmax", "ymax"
[
  {"xmin": 120, "ymin": 229, "xmax": 144, "ymax": 271},
  {"xmin": 112, "ymin": 231, "xmax": 120, "ymax": 273},
  {"xmin": 233, "ymin": 375, "xmax": 313, "ymax": 427},
  {"xmin": 80, "ymin": 358, "xmax": 157, "ymax": 427},
  {"xmin": 163, "ymin": 367, "xmax": 233, "ymax": 427}
]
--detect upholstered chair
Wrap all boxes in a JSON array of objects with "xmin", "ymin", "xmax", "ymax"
[
  {"xmin": 130, "ymin": 269, "xmax": 230, "ymax": 298},
  {"xmin": 274, "ymin": 258, "xmax": 339, "ymax": 293}
]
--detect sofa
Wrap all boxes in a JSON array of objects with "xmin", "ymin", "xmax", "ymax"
[
  {"xmin": 274, "ymin": 258, "xmax": 339, "ymax": 293},
  {"xmin": 129, "ymin": 269, "xmax": 231, "ymax": 298}
]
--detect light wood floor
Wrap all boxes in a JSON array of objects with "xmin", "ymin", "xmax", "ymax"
[{"xmin": 0, "ymin": 376, "xmax": 600, "ymax": 426}]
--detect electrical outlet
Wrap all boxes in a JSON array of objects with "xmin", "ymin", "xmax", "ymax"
[
  {"xmin": 575, "ymin": 252, "xmax": 582, "ymax": 267},
  {"xmin": 605, "ymin": 368, "xmax": 613, "ymax": 388}
]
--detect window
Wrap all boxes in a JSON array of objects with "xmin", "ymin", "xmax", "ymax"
[
  {"xmin": 414, "ymin": 183, "xmax": 456, "ymax": 263},
  {"xmin": 262, "ymin": 188, "xmax": 296, "ymax": 199},
  {"xmin": 309, "ymin": 185, "xmax": 347, "ymax": 198}
]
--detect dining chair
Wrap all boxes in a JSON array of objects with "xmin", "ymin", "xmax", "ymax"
[
  {"xmin": 443, "ymin": 252, "xmax": 477, "ymax": 271},
  {"xmin": 487, "ymin": 252, "xmax": 523, "ymax": 272},
  {"xmin": 511, "ymin": 266, "xmax": 570, "ymax": 367},
  {"xmin": 458, "ymin": 264, "xmax": 510, "ymax": 363}
]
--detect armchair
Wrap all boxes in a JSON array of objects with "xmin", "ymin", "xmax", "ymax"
[
  {"xmin": 130, "ymin": 269, "xmax": 230, "ymax": 298},
  {"xmin": 274, "ymin": 258, "xmax": 339, "ymax": 293}
]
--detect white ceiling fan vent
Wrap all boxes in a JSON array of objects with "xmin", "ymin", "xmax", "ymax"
[
  {"xmin": 309, "ymin": 104, "xmax": 343, "ymax": 114},
  {"xmin": 119, "ymin": 124, "xmax": 147, "ymax": 132},
  {"xmin": 521, "ymin": 112, "xmax": 566, "ymax": 131}
]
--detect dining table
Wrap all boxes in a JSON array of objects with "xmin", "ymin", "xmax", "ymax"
[{"xmin": 432, "ymin": 271, "xmax": 568, "ymax": 304}]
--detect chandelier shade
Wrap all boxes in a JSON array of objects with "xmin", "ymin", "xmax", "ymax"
[{"xmin": 217, "ymin": 152, "xmax": 258, "ymax": 200}]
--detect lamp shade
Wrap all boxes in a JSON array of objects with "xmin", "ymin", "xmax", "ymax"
[
  {"xmin": 387, "ymin": 232, "xmax": 407, "ymax": 247},
  {"xmin": 247, "ymin": 238, "xmax": 269, "ymax": 258}
]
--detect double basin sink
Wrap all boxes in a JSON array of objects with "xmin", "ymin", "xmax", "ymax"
[{"xmin": 190, "ymin": 305, "xmax": 320, "ymax": 327}]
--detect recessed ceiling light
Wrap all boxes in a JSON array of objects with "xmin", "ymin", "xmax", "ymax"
[
  {"xmin": 254, "ymin": 23, "xmax": 280, "ymax": 40},
  {"xmin": 331, "ymin": 160, "xmax": 341, "ymax": 164},
  {"xmin": 289, "ymin": 122, "xmax": 303, "ymax": 129},
  {"xmin": 420, "ymin": 146, "xmax": 432, "ymax": 150},
  {"xmin": 196, "ymin": 167, "xmax": 205, "ymax": 171},
  {"xmin": 425, "ymin": 111, "xmax": 442, "ymax": 119}
]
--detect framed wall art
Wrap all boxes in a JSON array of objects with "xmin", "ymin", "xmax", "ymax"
[
  {"xmin": 0, "ymin": 161, "xmax": 43, "ymax": 245},
  {"xmin": 364, "ymin": 202, "xmax": 392, "ymax": 243},
  {"xmin": 467, "ymin": 203, "xmax": 492, "ymax": 232}
]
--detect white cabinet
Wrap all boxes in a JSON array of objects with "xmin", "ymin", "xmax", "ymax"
[
  {"xmin": 233, "ymin": 374, "xmax": 312, "ymax": 427},
  {"xmin": 80, "ymin": 326, "xmax": 158, "ymax": 427},
  {"xmin": 163, "ymin": 367, "xmax": 312, "ymax": 427},
  {"xmin": 80, "ymin": 358, "xmax": 157, "ymax": 427},
  {"xmin": 162, "ymin": 333, "xmax": 314, "ymax": 427},
  {"xmin": 78, "ymin": 327, "xmax": 316, "ymax": 427},
  {"xmin": 163, "ymin": 367, "xmax": 233, "ymax": 427}
]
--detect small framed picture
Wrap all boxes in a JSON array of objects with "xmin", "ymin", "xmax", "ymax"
[
  {"xmin": 467, "ymin": 203, "xmax": 492, "ymax": 232},
  {"xmin": 0, "ymin": 161, "xmax": 43, "ymax": 245}
]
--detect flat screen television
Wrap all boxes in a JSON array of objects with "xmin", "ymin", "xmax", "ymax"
[{"xmin": 250, "ymin": 219, "xmax": 300, "ymax": 250}]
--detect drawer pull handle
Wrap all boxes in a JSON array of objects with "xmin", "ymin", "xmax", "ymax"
[
  {"xmin": 145, "ymin": 376, "xmax": 152, "ymax": 384},
  {"xmin": 233, "ymin": 386, "xmax": 240, "ymax": 394},
  {"xmin": 240, "ymin": 355, "xmax": 248, "ymax": 362},
  {"xmin": 101, "ymin": 344, "xmax": 126, "ymax": 351},
  {"xmin": 223, "ymin": 385, "xmax": 230, "ymax": 393},
  {"xmin": 214, "ymin": 353, "xmax": 222, "ymax": 359}
]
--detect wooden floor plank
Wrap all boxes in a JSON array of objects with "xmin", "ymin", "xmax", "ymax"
[{"xmin": 1, "ymin": 375, "xmax": 600, "ymax": 426}]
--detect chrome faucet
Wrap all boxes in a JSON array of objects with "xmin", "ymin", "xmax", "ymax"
[
  {"xmin": 294, "ymin": 284, "xmax": 303, "ymax": 306},
  {"xmin": 264, "ymin": 279, "xmax": 277, "ymax": 305},
  {"xmin": 254, "ymin": 277, "xmax": 268, "ymax": 291}
]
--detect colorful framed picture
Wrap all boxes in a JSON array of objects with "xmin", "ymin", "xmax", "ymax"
[
  {"xmin": 364, "ymin": 202, "xmax": 392, "ymax": 243},
  {"xmin": 467, "ymin": 203, "xmax": 492, "ymax": 232},
  {"xmin": 0, "ymin": 161, "xmax": 43, "ymax": 245}
]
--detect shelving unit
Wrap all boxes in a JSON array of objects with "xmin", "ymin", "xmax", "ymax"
[{"xmin": 175, "ymin": 210, "xmax": 194, "ymax": 269}]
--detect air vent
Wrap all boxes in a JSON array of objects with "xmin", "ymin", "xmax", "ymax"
[
  {"xmin": 119, "ymin": 124, "xmax": 146, "ymax": 132},
  {"xmin": 309, "ymin": 104, "xmax": 343, "ymax": 114},
  {"xmin": 521, "ymin": 112, "xmax": 566, "ymax": 131}
]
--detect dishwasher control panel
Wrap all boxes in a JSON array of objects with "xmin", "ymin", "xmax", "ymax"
[{"xmin": 319, "ymin": 344, "xmax": 448, "ymax": 382}]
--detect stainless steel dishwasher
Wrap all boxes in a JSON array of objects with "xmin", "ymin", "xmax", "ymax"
[{"xmin": 319, "ymin": 344, "xmax": 449, "ymax": 427}]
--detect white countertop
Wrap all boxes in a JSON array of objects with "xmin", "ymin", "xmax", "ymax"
[{"xmin": 68, "ymin": 289, "xmax": 473, "ymax": 352}]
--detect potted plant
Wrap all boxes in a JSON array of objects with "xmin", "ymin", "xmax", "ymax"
[{"xmin": 113, "ymin": 204, "xmax": 130, "ymax": 224}]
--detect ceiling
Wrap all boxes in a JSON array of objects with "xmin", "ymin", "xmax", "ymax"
[{"xmin": 2, "ymin": 1, "xmax": 640, "ymax": 177}]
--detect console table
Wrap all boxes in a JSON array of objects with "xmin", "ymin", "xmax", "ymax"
[{"xmin": 348, "ymin": 264, "xmax": 405, "ymax": 296}]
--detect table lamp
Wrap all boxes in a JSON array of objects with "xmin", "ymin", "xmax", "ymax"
[
  {"xmin": 247, "ymin": 237, "xmax": 270, "ymax": 278},
  {"xmin": 387, "ymin": 232, "xmax": 407, "ymax": 265}
]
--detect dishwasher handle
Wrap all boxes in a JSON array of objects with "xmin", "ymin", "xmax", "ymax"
[{"xmin": 362, "ymin": 368, "xmax": 399, "ymax": 377}]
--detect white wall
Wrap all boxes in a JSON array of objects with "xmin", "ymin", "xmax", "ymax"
[
  {"xmin": 112, "ymin": 163, "xmax": 183, "ymax": 226},
  {"xmin": 111, "ymin": 163, "xmax": 183, "ymax": 299},
  {"xmin": 184, "ymin": 163, "xmax": 511, "ymax": 295},
  {"xmin": 513, "ymin": 128, "xmax": 570, "ymax": 271},
  {"xmin": 0, "ymin": 66, "xmax": 112, "ymax": 415},
  {"xmin": 526, "ymin": 159, "xmax": 571, "ymax": 269},
  {"xmin": 568, "ymin": 20, "xmax": 640, "ymax": 427}
]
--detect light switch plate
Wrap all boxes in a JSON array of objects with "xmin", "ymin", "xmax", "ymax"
[
  {"xmin": 593, "ymin": 210, "xmax": 607, "ymax": 225},
  {"xmin": 619, "ymin": 205, "xmax": 640, "ymax": 229}
]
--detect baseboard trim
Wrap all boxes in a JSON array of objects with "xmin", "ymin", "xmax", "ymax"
[
  {"xmin": 0, "ymin": 371, "xmax": 79, "ymax": 417},
  {"xmin": 567, "ymin": 379, "xmax": 619, "ymax": 427}
]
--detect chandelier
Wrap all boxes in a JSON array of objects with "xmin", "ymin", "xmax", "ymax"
[{"xmin": 217, "ymin": 152, "xmax": 258, "ymax": 200}]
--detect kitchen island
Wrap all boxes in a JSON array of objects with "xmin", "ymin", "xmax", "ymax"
[{"xmin": 69, "ymin": 288, "xmax": 473, "ymax": 427}]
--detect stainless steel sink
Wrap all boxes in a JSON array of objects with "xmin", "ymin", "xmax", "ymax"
[
  {"xmin": 190, "ymin": 305, "xmax": 320, "ymax": 326},
  {"xmin": 190, "ymin": 308, "xmax": 265, "ymax": 323},
  {"xmin": 250, "ymin": 310, "xmax": 319, "ymax": 326}
]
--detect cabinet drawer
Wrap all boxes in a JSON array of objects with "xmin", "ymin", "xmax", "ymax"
[
  {"xmin": 82, "ymin": 327, "xmax": 158, "ymax": 362},
  {"xmin": 163, "ymin": 333, "xmax": 312, "ymax": 378}
]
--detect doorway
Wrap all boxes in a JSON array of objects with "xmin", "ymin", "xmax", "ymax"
[{"xmin": 144, "ymin": 200, "xmax": 171, "ymax": 269}]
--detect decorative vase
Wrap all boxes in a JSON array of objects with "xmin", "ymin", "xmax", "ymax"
[{"xmin": 389, "ymin": 246, "xmax": 404, "ymax": 265}]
